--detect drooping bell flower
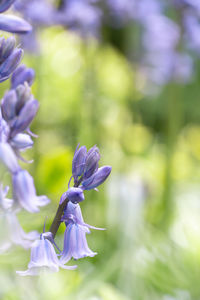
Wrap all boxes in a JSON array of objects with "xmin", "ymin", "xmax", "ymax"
[
  {"xmin": 12, "ymin": 169, "xmax": 50, "ymax": 213},
  {"xmin": 60, "ymin": 202, "xmax": 104, "ymax": 264},
  {"xmin": 0, "ymin": 184, "xmax": 39, "ymax": 253},
  {"xmin": 17, "ymin": 232, "xmax": 76, "ymax": 276},
  {"xmin": 0, "ymin": 142, "xmax": 20, "ymax": 173},
  {"xmin": 60, "ymin": 187, "xmax": 85, "ymax": 205},
  {"xmin": 10, "ymin": 133, "xmax": 33, "ymax": 151}
]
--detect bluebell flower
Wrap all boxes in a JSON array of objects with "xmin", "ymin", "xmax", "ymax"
[
  {"xmin": 60, "ymin": 222, "xmax": 96, "ymax": 264},
  {"xmin": 70, "ymin": 144, "xmax": 111, "ymax": 191},
  {"xmin": 12, "ymin": 169, "xmax": 50, "ymax": 212},
  {"xmin": 14, "ymin": 0, "xmax": 58, "ymax": 26},
  {"xmin": 60, "ymin": 202, "xmax": 104, "ymax": 264},
  {"xmin": 81, "ymin": 166, "xmax": 112, "ymax": 190},
  {"xmin": 1, "ymin": 83, "xmax": 39, "ymax": 137},
  {"xmin": 10, "ymin": 97, "xmax": 39, "ymax": 137},
  {"xmin": 60, "ymin": 187, "xmax": 85, "ymax": 204},
  {"xmin": 0, "ymin": 36, "xmax": 23, "ymax": 83},
  {"xmin": 72, "ymin": 145, "xmax": 87, "ymax": 180},
  {"xmin": 0, "ymin": 184, "xmax": 39, "ymax": 253},
  {"xmin": 0, "ymin": 142, "xmax": 20, "ymax": 173},
  {"xmin": 83, "ymin": 145, "xmax": 100, "ymax": 179},
  {"xmin": 57, "ymin": 0, "xmax": 101, "ymax": 37},
  {"xmin": 0, "ymin": 14, "xmax": 32, "ymax": 33},
  {"xmin": 10, "ymin": 133, "xmax": 33, "ymax": 150},
  {"xmin": 107, "ymin": 0, "xmax": 135, "ymax": 26},
  {"xmin": 17, "ymin": 232, "xmax": 76, "ymax": 276},
  {"xmin": 0, "ymin": 0, "xmax": 15, "ymax": 13},
  {"xmin": 11, "ymin": 65, "xmax": 35, "ymax": 89}
]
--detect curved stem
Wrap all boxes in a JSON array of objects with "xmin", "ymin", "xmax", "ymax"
[{"xmin": 49, "ymin": 197, "xmax": 69, "ymax": 238}]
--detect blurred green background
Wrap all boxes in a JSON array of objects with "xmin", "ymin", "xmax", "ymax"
[{"xmin": 1, "ymin": 25, "xmax": 200, "ymax": 300}]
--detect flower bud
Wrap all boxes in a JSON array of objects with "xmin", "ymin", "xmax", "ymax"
[
  {"xmin": 0, "ymin": 0, "xmax": 15, "ymax": 13},
  {"xmin": 84, "ymin": 145, "xmax": 100, "ymax": 179},
  {"xmin": 0, "ymin": 36, "xmax": 15, "ymax": 61},
  {"xmin": 0, "ymin": 14, "xmax": 32, "ymax": 34},
  {"xmin": 10, "ymin": 99, "xmax": 39, "ymax": 137},
  {"xmin": 1, "ymin": 90, "xmax": 17, "ymax": 122},
  {"xmin": 81, "ymin": 166, "xmax": 112, "ymax": 190},
  {"xmin": 10, "ymin": 133, "xmax": 33, "ymax": 150},
  {"xmin": 66, "ymin": 187, "xmax": 85, "ymax": 204},
  {"xmin": 15, "ymin": 83, "xmax": 33, "ymax": 114},
  {"xmin": 72, "ymin": 145, "xmax": 87, "ymax": 177},
  {"xmin": 0, "ymin": 48, "xmax": 23, "ymax": 83},
  {"xmin": 11, "ymin": 65, "xmax": 35, "ymax": 89}
]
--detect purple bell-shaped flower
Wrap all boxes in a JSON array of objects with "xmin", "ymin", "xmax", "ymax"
[
  {"xmin": 17, "ymin": 232, "xmax": 76, "ymax": 276},
  {"xmin": 0, "ymin": 184, "xmax": 39, "ymax": 253},
  {"xmin": 60, "ymin": 202, "xmax": 104, "ymax": 264}
]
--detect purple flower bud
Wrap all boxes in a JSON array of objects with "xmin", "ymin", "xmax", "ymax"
[
  {"xmin": 0, "ymin": 14, "xmax": 32, "ymax": 34},
  {"xmin": 1, "ymin": 90, "xmax": 17, "ymax": 122},
  {"xmin": 81, "ymin": 166, "xmax": 112, "ymax": 190},
  {"xmin": 65, "ymin": 187, "xmax": 85, "ymax": 204},
  {"xmin": 17, "ymin": 233, "xmax": 76, "ymax": 276},
  {"xmin": 0, "ymin": 0, "xmax": 15, "ymax": 13},
  {"xmin": 0, "ymin": 112, "xmax": 9, "ymax": 142},
  {"xmin": 15, "ymin": 83, "xmax": 33, "ymax": 114},
  {"xmin": 0, "ymin": 48, "xmax": 23, "ymax": 83},
  {"xmin": 12, "ymin": 169, "xmax": 50, "ymax": 213},
  {"xmin": 11, "ymin": 99, "xmax": 39, "ymax": 137},
  {"xmin": 84, "ymin": 145, "xmax": 100, "ymax": 179},
  {"xmin": 10, "ymin": 133, "xmax": 33, "ymax": 150},
  {"xmin": 0, "ymin": 142, "xmax": 20, "ymax": 173},
  {"xmin": 11, "ymin": 65, "xmax": 35, "ymax": 89},
  {"xmin": 72, "ymin": 145, "xmax": 87, "ymax": 177},
  {"xmin": 0, "ymin": 36, "xmax": 15, "ymax": 61}
]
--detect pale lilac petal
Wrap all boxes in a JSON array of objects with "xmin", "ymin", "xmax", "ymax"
[
  {"xmin": 10, "ymin": 133, "xmax": 33, "ymax": 150},
  {"xmin": 17, "ymin": 233, "xmax": 76, "ymax": 276},
  {"xmin": 0, "ymin": 15, "xmax": 32, "ymax": 33},
  {"xmin": 0, "ymin": 142, "xmax": 20, "ymax": 173},
  {"xmin": 12, "ymin": 169, "xmax": 50, "ymax": 213}
]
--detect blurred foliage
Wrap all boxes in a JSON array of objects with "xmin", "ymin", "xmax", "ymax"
[{"xmin": 1, "ymin": 19, "xmax": 200, "ymax": 300}]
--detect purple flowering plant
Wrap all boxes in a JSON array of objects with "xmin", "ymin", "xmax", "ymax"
[{"xmin": 0, "ymin": 0, "xmax": 111, "ymax": 276}]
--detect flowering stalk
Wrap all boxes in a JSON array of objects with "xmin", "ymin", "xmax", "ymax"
[
  {"xmin": 50, "ymin": 145, "xmax": 111, "ymax": 239},
  {"xmin": 49, "ymin": 197, "xmax": 69, "ymax": 238}
]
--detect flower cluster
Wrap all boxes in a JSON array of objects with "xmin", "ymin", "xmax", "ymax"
[
  {"xmin": 0, "ymin": 0, "xmax": 112, "ymax": 277},
  {"xmin": 17, "ymin": 145, "xmax": 111, "ymax": 276},
  {"xmin": 11, "ymin": 0, "xmax": 200, "ymax": 92},
  {"xmin": 0, "ymin": 0, "xmax": 51, "ymax": 254}
]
